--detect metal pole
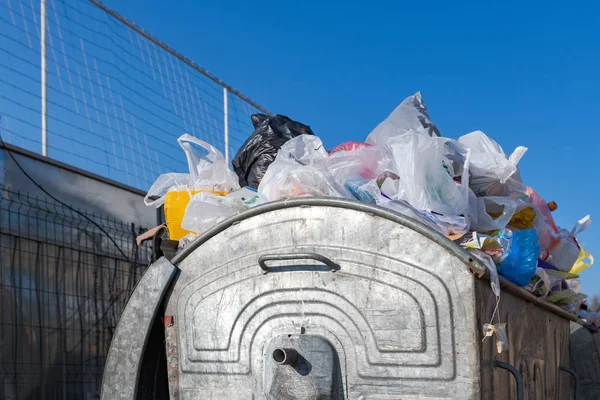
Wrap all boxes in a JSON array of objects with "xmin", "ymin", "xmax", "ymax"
[
  {"xmin": 41, "ymin": 0, "xmax": 48, "ymax": 156},
  {"xmin": 223, "ymin": 87, "xmax": 229, "ymax": 165},
  {"xmin": 88, "ymin": 0, "xmax": 271, "ymax": 116}
]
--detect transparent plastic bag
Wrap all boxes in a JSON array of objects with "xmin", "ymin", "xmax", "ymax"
[
  {"xmin": 459, "ymin": 231, "xmax": 505, "ymax": 264},
  {"xmin": 546, "ymin": 289, "xmax": 587, "ymax": 304},
  {"xmin": 345, "ymin": 178, "xmax": 380, "ymax": 203},
  {"xmin": 531, "ymin": 267, "xmax": 577, "ymax": 298},
  {"xmin": 549, "ymin": 215, "xmax": 592, "ymax": 272},
  {"xmin": 466, "ymin": 248, "xmax": 501, "ymax": 297},
  {"xmin": 458, "ymin": 130, "xmax": 527, "ymax": 197},
  {"xmin": 468, "ymin": 189, "xmax": 530, "ymax": 232},
  {"xmin": 527, "ymin": 187, "xmax": 560, "ymax": 251},
  {"xmin": 483, "ymin": 322, "xmax": 508, "ymax": 354},
  {"xmin": 384, "ymin": 132, "xmax": 471, "ymax": 217},
  {"xmin": 181, "ymin": 188, "xmax": 260, "ymax": 234},
  {"xmin": 144, "ymin": 173, "xmax": 191, "ymax": 207},
  {"xmin": 377, "ymin": 195, "xmax": 468, "ymax": 237},
  {"xmin": 144, "ymin": 134, "xmax": 240, "ymax": 207},
  {"xmin": 179, "ymin": 134, "xmax": 240, "ymax": 188},
  {"xmin": 366, "ymin": 91, "xmax": 440, "ymax": 145},
  {"xmin": 327, "ymin": 141, "xmax": 396, "ymax": 203},
  {"xmin": 531, "ymin": 267, "xmax": 552, "ymax": 298},
  {"xmin": 327, "ymin": 142, "xmax": 395, "ymax": 182},
  {"xmin": 497, "ymin": 228, "xmax": 540, "ymax": 286},
  {"xmin": 258, "ymin": 135, "xmax": 352, "ymax": 201}
]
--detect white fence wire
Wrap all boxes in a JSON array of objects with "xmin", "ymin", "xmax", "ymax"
[{"xmin": 0, "ymin": 0, "xmax": 269, "ymax": 190}]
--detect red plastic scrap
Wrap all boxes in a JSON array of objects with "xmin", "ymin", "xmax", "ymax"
[{"xmin": 330, "ymin": 141, "xmax": 372, "ymax": 154}]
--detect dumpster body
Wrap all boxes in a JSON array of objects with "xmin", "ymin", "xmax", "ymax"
[{"xmin": 101, "ymin": 198, "xmax": 578, "ymax": 399}]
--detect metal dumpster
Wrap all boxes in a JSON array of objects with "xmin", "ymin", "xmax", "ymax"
[{"xmin": 101, "ymin": 198, "xmax": 579, "ymax": 399}]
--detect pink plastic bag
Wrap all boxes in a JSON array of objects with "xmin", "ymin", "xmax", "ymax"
[
  {"xmin": 526, "ymin": 187, "xmax": 560, "ymax": 251},
  {"xmin": 330, "ymin": 141, "xmax": 372, "ymax": 153},
  {"xmin": 327, "ymin": 142, "xmax": 393, "ymax": 181}
]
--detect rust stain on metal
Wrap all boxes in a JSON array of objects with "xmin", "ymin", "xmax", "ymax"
[{"xmin": 165, "ymin": 323, "xmax": 180, "ymax": 400}]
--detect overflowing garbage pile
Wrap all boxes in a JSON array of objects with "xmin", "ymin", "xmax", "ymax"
[{"xmin": 144, "ymin": 92, "xmax": 595, "ymax": 322}]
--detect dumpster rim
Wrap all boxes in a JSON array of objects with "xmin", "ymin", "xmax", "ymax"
[
  {"xmin": 171, "ymin": 197, "xmax": 485, "ymax": 276},
  {"xmin": 171, "ymin": 197, "xmax": 596, "ymax": 327}
]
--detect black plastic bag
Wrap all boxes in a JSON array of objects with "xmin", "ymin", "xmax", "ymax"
[{"xmin": 232, "ymin": 114, "xmax": 314, "ymax": 189}]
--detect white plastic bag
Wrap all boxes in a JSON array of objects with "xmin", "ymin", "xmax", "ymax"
[
  {"xmin": 178, "ymin": 134, "xmax": 239, "ymax": 188},
  {"xmin": 144, "ymin": 173, "xmax": 190, "ymax": 207},
  {"xmin": 144, "ymin": 134, "xmax": 240, "ymax": 207},
  {"xmin": 466, "ymin": 248, "xmax": 501, "ymax": 297},
  {"xmin": 384, "ymin": 132, "xmax": 471, "ymax": 217},
  {"xmin": 366, "ymin": 92, "xmax": 440, "ymax": 146},
  {"xmin": 458, "ymin": 130, "xmax": 527, "ymax": 197},
  {"xmin": 376, "ymin": 197, "xmax": 448, "ymax": 234},
  {"xmin": 181, "ymin": 188, "xmax": 260, "ymax": 234},
  {"xmin": 377, "ymin": 186, "xmax": 468, "ymax": 237},
  {"xmin": 258, "ymin": 135, "xmax": 353, "ymax": 201},
  {"xmin": 327, "ymin": 143, "xmax": 395, "ymax": 183},
  {"xmin": 549, "ymin": 215, "xmax": 592, "ymax": 272},
  {"xmin": 326, "ymin": 142, "xmax": 396, "ymax": 203}
]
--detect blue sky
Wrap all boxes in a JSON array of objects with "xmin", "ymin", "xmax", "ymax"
[{"xmin": 73, "ymin": 0, "xmax": 600, "ymax": 295}]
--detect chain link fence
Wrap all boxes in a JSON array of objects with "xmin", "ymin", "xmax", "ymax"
[{"xmin": 0, "ymin": 184, "xmax": 152, "ymax": 399}]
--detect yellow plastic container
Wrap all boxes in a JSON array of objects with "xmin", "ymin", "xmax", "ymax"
[{"xmin": 164, "ymin": 186, "xmax": 229, "ymax": 240}]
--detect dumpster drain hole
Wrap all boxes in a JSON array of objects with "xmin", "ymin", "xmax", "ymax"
[{"xmin": 273, "ymin": 349, "xmax": 286, "ymax": 363}]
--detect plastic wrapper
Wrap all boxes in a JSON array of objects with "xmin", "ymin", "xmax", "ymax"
[
  {"xmin": 546, "ymin": 289, "xmax": 587, "ymax": 305},
  {"xmin": 377, "ymin": 196, "xmax": 468, "ymax": 237},
  {"xmin": 258, "ymin": 135, "xmax": 353, "ymax": 201},
  {"xmin": 384, "ymin": 132, "xmax": 471, "ymax": 217},
  {"xmin": 548, "ymin": 215, "xmax": 591, "ymax": 272},
  {"xmin": 144, "ymin": 134, "xmax": 240, "ymax": 207},
  {"xmin": 530, "ymin": 267, "xmax": 552, "ymax": 298},
  {"xmin": 497, "ymin": 228, "xmax": 540, "ymax": 286},
  {"xmin": 466, "ymin": 248, "xmax": 500, "ymax": 297},
  {"xmin": 459, "ymin": 232, "xmax": 504, "ymax": 263},
  {"xmin": 530, "ymin": 267, "xmax": 579, "ymax": 298},
  {"xmin": 366, "ymin": 91, "xmax": 440, "ymax": 145},
  {"xmin": 232, "ymin": 114, "xmax": 314, "ymax": 189},
  {"xmin": 483, "ymin": 322, "xmax": 508, "ymax": 354},
  {"xmin": 424, "ymin": 212, "xmax": 469, "ymax": 236},
  {"xmin": 570, "ymin": 247, "xmax": 594, "ymax": 274},
  {"xmin": 458, "ymin": 130, "xmax": 527, "ymax": 197},
  {"xmin": 181, "ymin": 188, "xmax": 261, "ymax": 235}
]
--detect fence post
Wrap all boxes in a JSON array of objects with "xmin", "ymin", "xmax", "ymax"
[
  {"xmin": 223, "ymin": 87, "xmax": 229, "ymax": 165},
  {"xmin": 41, "ymin": 0, "xmax": 48, "ymax": 157}
]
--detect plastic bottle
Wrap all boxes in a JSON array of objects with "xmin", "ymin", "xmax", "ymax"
[{"xmin": 496, "ymin": 228, "xmax": 513, "ymax": 262}]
